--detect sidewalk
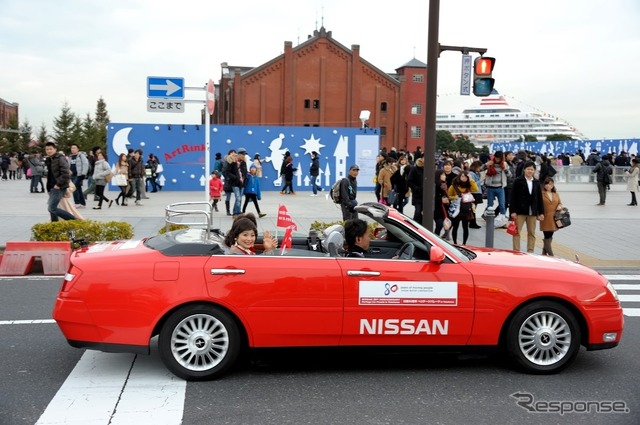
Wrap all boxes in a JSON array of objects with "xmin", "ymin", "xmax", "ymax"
[{"xmin": 0, "ymin": 179, "xmax": 638, "ymax": 268}]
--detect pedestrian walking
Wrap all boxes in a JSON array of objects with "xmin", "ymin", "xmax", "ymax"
[
  {"xmin": 509, "ymin": 160, "xmax": 544, "ymax": 253},
  {"xmin": 592, "ymin": 154, "xmax": 613, "ymax": 205},
  {"xmin": 44, "ymin": 142, "xmax": 76, "ymax": 222},
  {"xmin": 624, "ymin": 157, "xmax": 639, "ymax": 206},
  {"xmin": 68, "ymin": 144, "xmax": 89, "ymax": 208},
  {"xmin": 209, "ymin": 170, "xmax": 223, "ymax": 212},
  {"xmin": 92, "ymin": 152, "xmax": 113, "ymax": 209},
  {"xmin": 309, "ymin": 151, "xmax": 321, "ymax": 196},
  {"xmin": 242, "ymin": 165, "xmax": 266, "ymax": 217},
  {"xmin": 540, "ymin": 177, "xmax": 563, "ymax": 256},
  {"xmin": 339, "ymin": 164, "xmax": 359, "ymax": 221}
]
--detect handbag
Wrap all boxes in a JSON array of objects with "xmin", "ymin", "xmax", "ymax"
[
  {"xmin": 554, "ymin": 207, "xmax": 571, "ymax": 229},
  {"xmin": 442, "ymin": 204, "xmax": 452, "ymax": 230},
  {"xmin": 506, "ymin": 220, "xmax": 518, "ymax": 236},
  {"xmin": 448, "ymin": 198, "xmax": 461, "ymax": 218},
  {"xmin": 473, "ymin": 193, "xmax": 484, "ymax": 204},
  {"xmin": 387, "ymin": 188, "xmax": 397, "ymax": 205},
  {"xmin": 114, "ymin": 173, "xmax": 128, "ymax": 186},
  {"xmin": 104, "ymin": 172, "xmax": 113, "ymax": 183}
]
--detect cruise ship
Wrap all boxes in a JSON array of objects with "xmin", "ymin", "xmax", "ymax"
[{"xmin": 436, "ymin": 91, "xmax": 585, "ymax": 143}]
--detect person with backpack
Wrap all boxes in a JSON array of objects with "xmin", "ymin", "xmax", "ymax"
[
  {"xmin": 339, "ymin": 165, "xmax": 359, "ymax": 220},
  {"xmin": 593, "ymin": 154, "xmax": 613, "ymax": 205}
]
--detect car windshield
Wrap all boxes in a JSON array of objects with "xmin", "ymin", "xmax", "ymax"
[{"xmin": 391, "ymin": 214, "xmax": 474, "ymax": 262}]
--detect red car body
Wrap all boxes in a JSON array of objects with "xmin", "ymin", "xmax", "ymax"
[{"xmin": 53, "ymin": 203, "xmax": 623, "ymax": 380}]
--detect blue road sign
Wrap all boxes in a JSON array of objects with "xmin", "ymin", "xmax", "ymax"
[{"xmin": 147, "ymin": 77, "xmax": 184, "ymax": 99}]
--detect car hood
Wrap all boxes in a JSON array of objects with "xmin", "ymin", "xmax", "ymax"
[{"xmin": 463, "ymin": 246, "xmax": 604, "ymax": 281}]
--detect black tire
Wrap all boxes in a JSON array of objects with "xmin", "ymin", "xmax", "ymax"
[
  {"xmin": 159, "ymin": 304, "xmax": 240, "ymax": 381},
  {"xmin": 506, "ymin": 301, "xmax": 581, "ymax": 374}
]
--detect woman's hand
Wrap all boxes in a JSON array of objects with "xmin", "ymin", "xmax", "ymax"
[{"xmin": 262, "ymin": 230, "xmax": 278, "ymax": 251}]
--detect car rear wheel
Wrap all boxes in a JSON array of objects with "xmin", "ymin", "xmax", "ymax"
[
  {"xmin": 159, "ymin": 304, "xmax": 240, "ymax": 380},
  {"xmin": 506, "ymin": 301, "xmax": 581, "ymax": 374}
]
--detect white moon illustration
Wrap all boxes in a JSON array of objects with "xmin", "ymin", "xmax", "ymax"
[{"xmin": 112, "ymin": 127, "xmax": 132, "ymax": 155}]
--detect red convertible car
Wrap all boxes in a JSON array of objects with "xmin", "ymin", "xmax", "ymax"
[{"xmin": 53, "ymin": 202, "xmax": 623, "ymax": 380}]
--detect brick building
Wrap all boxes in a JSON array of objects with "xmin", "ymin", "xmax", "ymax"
[
  {"xmin": 0, "ymin": 97, "xmax": 19, "ymax": 129},
  {"xmin": 215, "ymin": 27, "xmax": 427, "ymax": 152}
]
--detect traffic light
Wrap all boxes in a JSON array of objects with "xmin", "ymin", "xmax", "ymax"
[{"xmin": 473, "ymin": 56, "xmax": 495, "ymax": 97}]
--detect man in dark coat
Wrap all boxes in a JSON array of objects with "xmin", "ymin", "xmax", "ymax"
[
  {"xmin": 44, "ymin": 142, "xmax": 76, "ymax": 222},
  {"xmin": 407, "ymin": 157, "xmax": 424, "ymax": 222},
  {"xmin": 340, "ymin": 165, "xmax": 359, "ymax": 221},
  {"xmin": 509, "ymin": 160, "xmax": 544, "ymax": 253}
]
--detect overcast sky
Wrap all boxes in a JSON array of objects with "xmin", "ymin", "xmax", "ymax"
[{"xmin": 1, "ymin": 0, "xmax": 639, "ymax": 140}]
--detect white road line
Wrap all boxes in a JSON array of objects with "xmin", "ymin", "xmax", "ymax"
[
  {"xmin": 613, "ymin": 284, "xmax": 640, "ymax": 290},
  {"xmin": 619, "ymin": 295, "xmax": 640, "ymax": 302},
  {"xmin": 624, "ymin": 308, "xmax": 640, "ymax": 317},
  {"xmin": 603, "ymin": 275, "xmax": 640, "ymax": 281},
  {"xmin": 0, "ymin": 319, "xmax": 55, "ymax": 325},
  {"xmin": 36, "ymin": 350, "xmax": 186, "ymax": 425},
  {"xmin": 0, "ymin": 276, "xmax": 63, "ymax": 280}
]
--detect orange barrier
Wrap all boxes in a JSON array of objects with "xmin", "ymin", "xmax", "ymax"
[{"xmin": 0, "ymin": 241, "xmax": 71, "ymax": 276}]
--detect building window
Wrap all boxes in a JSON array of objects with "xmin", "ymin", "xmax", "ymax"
[
  {"xmin": 313, "ymin": 99, "xmax": 320, "ymax": 109},
  {"xmin": 411, "ymin": 126, "xmax": 422, "ymax": 138},
  {"xmin": 412, "ymin": 74, "xmax": 424, "ymax": 83},
  {"xmin": 304, "ymin": 124, "xmax": 310, "ymax": 127},
  {"xmin": 380, "ymin": 126, "xmax": 387, "ymax": 136},
  {"xmin": 380, "ymin": 102, "xmax": 387, "ymax": 112},
  {"xmin": 411, "ymin": 104, "xmax": 422, "ymax": 115},
  {"xmin": 304, "ymin": 99, "xmax": 310, "ymax": 109}
]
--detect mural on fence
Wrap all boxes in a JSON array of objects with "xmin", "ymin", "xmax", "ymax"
[
  {"xmin": 108, "ymin": 124, "xmax": 379, "ymax": 191},
  {"xmin": 489, "ymin": 138, "xmax": 639, "ymax": 156}
]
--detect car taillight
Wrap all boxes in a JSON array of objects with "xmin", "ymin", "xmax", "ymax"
[{"xmin": 61, "ymin": 266, "xmax": 82, "ymax": 292}]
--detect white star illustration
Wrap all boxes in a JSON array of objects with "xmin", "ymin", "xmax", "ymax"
[{"xmin": 300, "ymin": 134, "xmax": 325, "ymax": 156}]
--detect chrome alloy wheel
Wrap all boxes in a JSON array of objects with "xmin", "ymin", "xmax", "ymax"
[
  {"xmin": 170, "ymin": 313, "xmax": 230, "ymax": 371},
  {"xmin": 518, "ymin": 311, "xmax": 571, "ymax": 366}
]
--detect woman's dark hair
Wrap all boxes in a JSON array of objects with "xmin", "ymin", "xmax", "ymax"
[
  {"xmin": 470, "ymin": 160, "xmax": 483, "ymax": 171},
  {"xmin": 224, "ymin": 218, "xmax": 257, "ymax": 247},
  {"xmin": 452, "ymin": 170, "xmax": 471, "ymax": 189},
  {"xmin": 543, "ymin": 177, "xmax": 556, "ymax": 192},
  {"xmin": 434, "ymin": 169, "xmax": 445, "ymax": 181}
]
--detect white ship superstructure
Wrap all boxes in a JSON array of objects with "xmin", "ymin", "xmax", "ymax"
[{"xmin": 436, "ymin": 92, "xmax": 585, "ymax": 143}]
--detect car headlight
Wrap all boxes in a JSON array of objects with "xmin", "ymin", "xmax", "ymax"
[{"xmin": 606, "ymin": 281, "xmax": 619, "ymax": 302}]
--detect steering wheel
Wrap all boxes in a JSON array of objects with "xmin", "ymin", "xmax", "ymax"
[{"xmin": 396, "ymin": 242, "xmax": 415, "ymax": 260}]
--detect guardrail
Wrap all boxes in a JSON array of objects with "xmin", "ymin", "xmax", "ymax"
[{"xmin": 546, "ymin": 166, "xmax": 633, "ymax": 184}]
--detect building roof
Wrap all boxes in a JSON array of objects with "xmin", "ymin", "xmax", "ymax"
[{"xmin": 397, "ymin": 58, "xmax": 427, "ymax": 69}]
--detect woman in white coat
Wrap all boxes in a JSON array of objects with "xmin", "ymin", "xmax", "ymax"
[{"xmin": 625, "ymin": 157, "xmax": 639, "ymax": 206}]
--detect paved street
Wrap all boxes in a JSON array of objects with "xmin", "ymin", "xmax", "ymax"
[
  {"xmin": 0, "ymin": 178, "xmax": 638, "ymax": 268},
  {"xmin": 0, "ymin": 178, "xmax": 639, "ymax": 424}
]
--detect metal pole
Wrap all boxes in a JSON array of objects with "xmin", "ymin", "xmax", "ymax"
[
  {"xmin": 422, "ymin": 0, "xmax": 439, "ymax": 231},
  {"xmin": 205, "ymin": 90, "xmax": 211, "ymax": 204}
]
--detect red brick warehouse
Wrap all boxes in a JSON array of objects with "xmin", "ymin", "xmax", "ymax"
[{"xmin": 214, "ymin": 26, "xmax": 427, "ymax": 152}]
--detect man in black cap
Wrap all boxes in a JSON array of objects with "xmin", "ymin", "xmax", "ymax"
[
  {"xmin": 230, "ymin": 148, "xmax": 248, "ymax": 216},
  {"xmin": 340, "ymin": 164, "xmax": 359, "ymax": 220}
]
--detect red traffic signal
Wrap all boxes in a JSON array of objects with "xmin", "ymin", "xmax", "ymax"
[
  {"xmin": 473, "ymin": 56, "xmax": 496, "ymax": 97},
  {"xmin": 474, "ymin": 57, "xmax": 495, "ymax": 76}
]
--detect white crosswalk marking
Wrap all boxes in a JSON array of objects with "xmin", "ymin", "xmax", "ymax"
[
  {"xmin": 606, "ymin": 275, "xmax": 640, "ymax": 317},
  {"xmin": 36, "ymin": 350, "xmax": 186, "ymax": 425}
]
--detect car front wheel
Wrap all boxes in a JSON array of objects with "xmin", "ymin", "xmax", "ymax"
[
  {"xmin": 506, "ymin": 301, "xmax": 581, "ymax": 374},
  {"xmin": 159, "ymin": 304, "xmax": 240, "ymax": 380}
]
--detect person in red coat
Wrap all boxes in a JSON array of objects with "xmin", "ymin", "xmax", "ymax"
[{"xmin": 209, "ymin": 170, "xmax": 224, "ymax": 212}]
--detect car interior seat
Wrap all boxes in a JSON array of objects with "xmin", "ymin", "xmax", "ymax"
[{"xmin": 322, "ymin": 225, "xmax": 345, "ymax": 257}]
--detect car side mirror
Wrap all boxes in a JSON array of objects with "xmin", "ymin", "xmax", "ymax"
[
  {"xmin": 429, "ymin": 246, "xmax": 445, "ymax": 263},
  {"xmin": 373, "ymin": 227, "xmax": 387, "ymax": 240}
]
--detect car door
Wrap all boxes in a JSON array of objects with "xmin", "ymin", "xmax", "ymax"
[
  {"xmin": 205, "ymin": 254, "xmax": 344, "ymax": 347},
  {"xmin": 338, "ymin": 255, "xmax": 474, "ymax": 346}
]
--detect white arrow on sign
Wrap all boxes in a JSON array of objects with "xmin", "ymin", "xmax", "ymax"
[{"xmin": 149, "ymin": 80, "xmax": 181, "ymax": 96}]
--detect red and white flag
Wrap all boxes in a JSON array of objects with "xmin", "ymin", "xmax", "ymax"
[
  {"xmin": 280, "ymin": 227, "xmax": 293, "ymax": 255},
  {"xmin": 276, "ymin": 205, "xmax": 298, "ymax": 230}
]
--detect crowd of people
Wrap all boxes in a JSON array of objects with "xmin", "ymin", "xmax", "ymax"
[{"xmin": 3, "ymin": 142, "xmax": 637, "ymax": 258}]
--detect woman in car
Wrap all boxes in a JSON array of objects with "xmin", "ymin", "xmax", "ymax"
[{"xmin": 224, "ymin": 217, "xmax": 277, "ymax": 255}]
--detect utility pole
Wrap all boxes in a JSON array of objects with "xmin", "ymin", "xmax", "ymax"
[{"xmin": 422, "ymin": 0, "xmax": 488, "ymax": 231}]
